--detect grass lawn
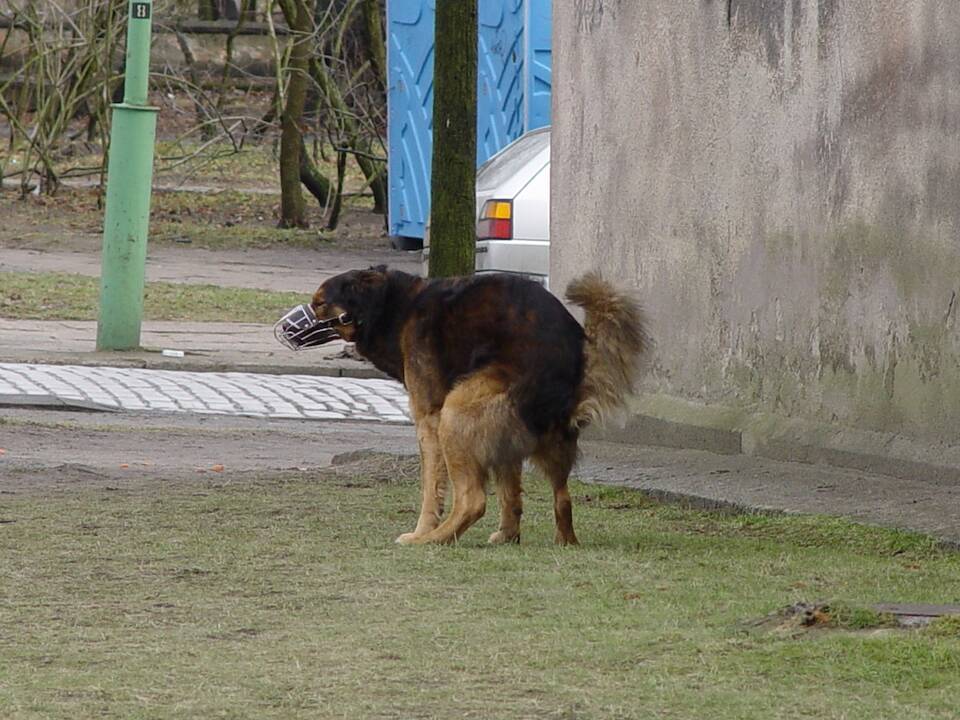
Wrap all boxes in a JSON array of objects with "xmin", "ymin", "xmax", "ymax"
[
  {"xmin": 0, "ymin": 271, "xmax": 306, "ymax": 323},
  {"xmin": 1, "ymin": 456, "xmax": 959, "ymax": 719}
]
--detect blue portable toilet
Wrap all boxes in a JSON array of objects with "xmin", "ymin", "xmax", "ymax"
[{"xmin": 386, "ymin": 0, "xmax": 552, "ymax": 245}]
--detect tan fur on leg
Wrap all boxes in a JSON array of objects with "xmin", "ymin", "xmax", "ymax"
[
  {"xmin": 533, "ymin": 433, "xmax": 580, "ymax": 546},
  {"xmin": 396, "ymin": 414, "xmax": 448, "ymax": 544},
  {"xmin": 409, "ymin": 368, "xmax": 533, "ymax": 544},
  {"xmin": 410, "ymin": 446, "xmax": 487, "ymax": 544},
  {"xmin": 551, "ymin": 484, "xmax": 578, "ymax": 546},
  {"xmin": 488, "ymin": 462, "xmax": 523, "ymax": 544}
]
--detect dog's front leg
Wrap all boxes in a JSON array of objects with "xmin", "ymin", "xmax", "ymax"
[{"xmin": 396, "ymin": 414, "xmax": 448, "ymax": 544}]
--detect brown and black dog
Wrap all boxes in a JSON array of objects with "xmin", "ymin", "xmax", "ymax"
[{"xmin": 310, "ymin": 267, "xmax": 648, "ymax": 545}]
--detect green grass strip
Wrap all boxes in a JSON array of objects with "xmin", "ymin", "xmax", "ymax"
[{"xmin": 1, "ymin": 271, "xmax": 307, "ymax": 323}]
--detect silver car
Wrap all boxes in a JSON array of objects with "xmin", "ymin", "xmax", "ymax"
[{"xmin": 422, "ymin": 127, "xmax": 550, "ymax": 286}]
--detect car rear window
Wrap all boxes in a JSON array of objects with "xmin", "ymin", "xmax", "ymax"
[{"xmin": 477, "ymin": 130, "xmax": 550, "ymax": 189}]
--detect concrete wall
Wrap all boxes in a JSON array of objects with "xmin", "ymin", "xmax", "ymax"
[{"xmin": 552, "ymin": 0, "xmax": 960, "ymax": 452}]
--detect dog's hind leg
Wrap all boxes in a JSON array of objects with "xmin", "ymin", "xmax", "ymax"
[
  {"xmin": 396, "ymin": 414, "xmax": 448, "ymax": 544},
  {"xmin": 406, "ymin": 410, "xmax": 487, "ymax": 544},
  {"xmin": 409, "ymin": 426, "xmax": 488, "ymax": 544},
  {"xmin": 488, "ymin": 462, "xmax": 523, "ymax": 544},
  {"xmin": 533, "ymin": 433, "xmax": 580, "ymax": 546},
  {"xmin": 407, "ymin": 369, "xmax": 529, "ymax": 545}
]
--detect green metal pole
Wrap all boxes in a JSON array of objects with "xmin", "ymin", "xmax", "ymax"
[{"xmin": 96, "ymin": 0, "xmax": 158, "ymax": 351}]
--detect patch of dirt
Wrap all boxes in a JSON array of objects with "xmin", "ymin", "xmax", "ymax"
[
  {"xmin": 328, "ymin": 450, "xmax": 420, "ymax": 486},
  {"xmin": 746, "ymin": 601, "xmax": 902, "ymax": 637},
  {"xmin": 0, "ymin": 408, "xmax": 417, "ymax": 495},
  {"xmin": 0, "ymin": 185, "xmax": 388, "ymax": 251}
]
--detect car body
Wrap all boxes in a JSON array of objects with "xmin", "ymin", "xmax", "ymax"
[{"xmin": 422, "ymin": 126, "xmax": 550, "ymax": 286}]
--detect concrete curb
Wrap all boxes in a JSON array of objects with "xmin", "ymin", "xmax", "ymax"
[
  {"xmin": 0, "ymin": 352, "xmax": 390, "ymax": 380},
  {"xmin": 591, "ymin": 395, "xmax": 960, "ymax": 487},
  {"xmin": 749, "ymin": 436, "xmax": 960, "ymax": 488},
  {"xmin": 587, "ymin": 479, "xmax": 959, "ymax": 551},
  {"xmin": 586, "ymin": 414, "xmax": 742, "ymax": 455},
  {"xmin": 0, "ymin": 393, "xmax": 119, "ymax": 413}
]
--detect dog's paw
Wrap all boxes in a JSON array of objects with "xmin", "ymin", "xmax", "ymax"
[
  {"xmin": 488, "ymin": 530, "xmax": 520, "ymax": 545},
  {"xmin": 395, "ymin": 532, "xmax": 422, "ymax": 545}
]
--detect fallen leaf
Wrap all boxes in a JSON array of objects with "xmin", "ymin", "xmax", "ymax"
[{"xmin": 211, "ymin": 464, "xmax": 225, "ymax": 473}]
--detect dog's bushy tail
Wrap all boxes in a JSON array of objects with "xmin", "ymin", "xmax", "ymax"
[{"xmin": 565, "ymin": 272, "xmax": 649, "ymax": 429}]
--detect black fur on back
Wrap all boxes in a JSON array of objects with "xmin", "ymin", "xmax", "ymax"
[{"xmin": 320, "ymin": 269, "xmax": 586, "ymax": 437}]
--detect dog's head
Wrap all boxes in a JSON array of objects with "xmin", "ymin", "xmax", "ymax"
[
  {"xmin": 310, "ymin": 266, "xmax": 391, "ymax": 344},
  {"xmin": 273, "ymin": 266, "xmax": 391, "ymax": 351}
]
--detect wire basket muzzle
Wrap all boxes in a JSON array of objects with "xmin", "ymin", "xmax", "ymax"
[{"xmin": 273, "ymin": 304, "xmax": 343, "ymax": 351}]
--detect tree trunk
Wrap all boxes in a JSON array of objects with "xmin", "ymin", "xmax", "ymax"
[
  {"xmin": 357, "ymin": 145, "xmax": 387, "ymax": 215},
  {"xmin": 361, "ymin": 0, "xmax": 387, "ymax": 92},
  {"xmin": 198, "ymin": 0, "xmax": 217, "ymax": 20},
  {"xmin": 299, "ymin": 135, "xmax": 336, "ymax": 212},
  {"xmin": 326, "ymin": 149, "xmax": 347, "ymax": 230},
  {"xmin": 360, "ymin": 0, "xmax": 388, "ymax": 215},
  {"xmin": 277, "ymin": 0, "xmax": 312, "ymax": 229},
  {"xmin": 428, "ymin": 0, "xmax": 477, "ymax": 278}
]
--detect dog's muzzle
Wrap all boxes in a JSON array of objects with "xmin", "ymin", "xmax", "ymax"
[{"xmin": 273, "ymin": 304, "xmax": 352, "ymax": 351}]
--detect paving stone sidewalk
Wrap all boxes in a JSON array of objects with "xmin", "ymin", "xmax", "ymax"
[{"xmin": 0, "ymin": 362, "xmax": 410, "ymax": 424}]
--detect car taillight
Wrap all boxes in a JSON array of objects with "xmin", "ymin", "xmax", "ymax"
[{"xmin": 477, "ymin": 199, "xmax": 512, "ymax": 240}]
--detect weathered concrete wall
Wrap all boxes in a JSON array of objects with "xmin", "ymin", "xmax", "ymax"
[{"xmin": 553, "ymin": 0, "xmax": 960, "ymax": 446}]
